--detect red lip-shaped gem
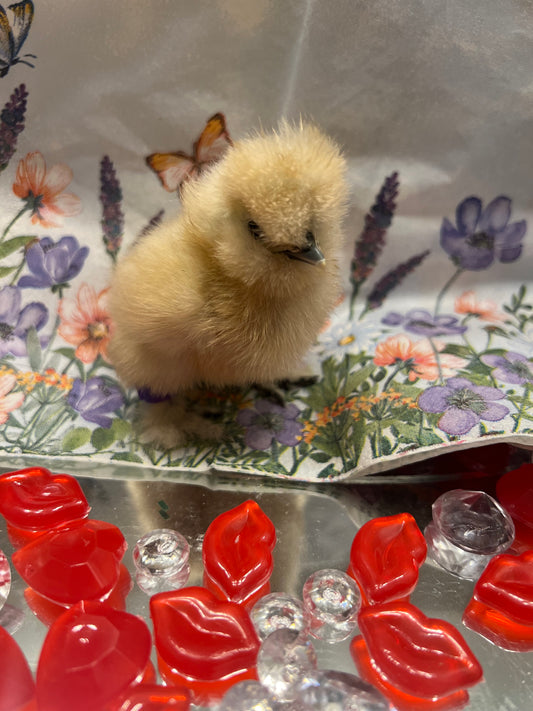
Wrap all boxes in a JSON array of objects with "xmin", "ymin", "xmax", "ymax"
[
  {"xmin": 138, "ymin": 661, "xmax": 157, "ymax": 686},
  {"xmin": 463, "ymin": 551, "xmax": 533, "ymax": 651},
  {"xmin": 351, "ymin": 635, "xmax": 470, "ymax": 711},
  {"xmin": 150, "ymin": 586, "xmax": 260, "ymax": 704},
  {"xmin": 202, "ymin": 500, "xmax": 276, "ymax": 607},
  {"xmin": 36, "ymin": 601, "xmax": 152, "ymax": 711},
  {"xmin": 355, "ymin": 602, "xmax": 483, "ymax": 699},
  {"xmin": 0, "ymin": 467, "xmax": 90, "ymax": 530},
  {"xmin": 347, "ymin": 513, "xmax": 427, "ymax": 606},
  {"xmin": 473, "ymin": 551, "xmax": 533, "ymax": 625},
  {"xmin": 12, "ymin": 519, "xmax": 127, "ymax": 605},
  {"xmin": 111, "ymin": 684, "xmax": 191, "ymax": 711},
  {"xmin": 496, "ymin": 464, "xmax": 533, "ymax": 549},
  {"xmin": 0, "ymin": 626, "xmax": 36, "ymax": 711}
]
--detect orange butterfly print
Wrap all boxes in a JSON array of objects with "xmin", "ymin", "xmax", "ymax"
[{"xmin": 146, "ymin": 113, "xmax": 233, "ymax": 195}]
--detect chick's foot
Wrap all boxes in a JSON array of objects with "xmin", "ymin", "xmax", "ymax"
[
  {"xmin": 252, "ymin": 384, "xmax": 286, "ymax": 407},
  {"xmin": 277, "ymin": 375, "xmax": 319, "ymax": 390},
  {"xmin": 137, "ymin": 398, "xmax": 224, "ymax": 450}
]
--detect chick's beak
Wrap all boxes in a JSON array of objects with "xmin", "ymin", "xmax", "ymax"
[{"xmin": 285, "ymin": 238, "xmax": 325, "ymax": 266}]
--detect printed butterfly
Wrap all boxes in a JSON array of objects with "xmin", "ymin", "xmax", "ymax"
[
  {"xmin": 146, "ymin": 112, "xmax": 233, "ymax": 195},
  {"xmin": 0, "ymin": 1, "xmax": 36, "ymax": 78}
]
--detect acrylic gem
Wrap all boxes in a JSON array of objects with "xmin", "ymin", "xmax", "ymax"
[
  {"xmin": 302, "ymin": 568, "xmax": 360, "ymax": 642},
  {"xmin": 12, "ymin": 518, "xmax": 127, "ymax": 604},
  {"xmin": 133, "ymin": 528, "xmax": 190, "ymax": 593},
  {"xmin": 425, "ymin": 489, "xmax": 514, "ymax": 580},
  {"xmin": 251, "ymin": 591, "xmax": 306, "ymax": 641},
  {"xmin": 0, "ymin": 549, "xmax": 10, "ymax": 611},
  {"xmin": 36, "ymin": 600, "xmax": 152, "ymax": 711},
  {"xmin": 216, "ymin": 679, "xmax": 276, "ymax": 711},
  {"xmin": 256, "ymin": 628, "xmax": 317, "ymax": 701}
]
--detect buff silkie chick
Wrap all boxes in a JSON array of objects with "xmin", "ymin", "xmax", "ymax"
[{"xmin": 108, "ymin": 121, "xmax": 348, "ymax": 446}]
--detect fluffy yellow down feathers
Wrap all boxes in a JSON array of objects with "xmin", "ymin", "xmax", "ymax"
[{"xmin": 109, "ymin": 122, "xmax": 348, "ymax": 445}]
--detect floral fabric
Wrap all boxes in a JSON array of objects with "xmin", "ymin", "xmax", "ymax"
[{"xmin": 0, "ymin": 1, "xmax": 531, "ymax": 481}]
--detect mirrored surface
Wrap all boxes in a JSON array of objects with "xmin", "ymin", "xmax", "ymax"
[{"xmin": 0, "ymin": 461, "xmax": 532, "ymax": 709}]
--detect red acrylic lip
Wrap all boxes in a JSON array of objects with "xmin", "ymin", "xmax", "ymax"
[
  {"xmin": 150, "ymin": 586, "xmax": 260, "ymax": 705},
  {"xmin": 36, "ymin": 601, "xmax": 152, "ymax": 711},
  {"xmin": 351, "ymin": 635, "xmax": 470, "ymax": 711},
  {"xmin": 354, "ymin": 602, "xmax": 483, "ymax": 701},
  {"xmin": 156, "ymin": 655, "xmax": 256, "ymax": 708},
  {"xmin": 12, "ymin": 519, "xmax": 127, "ymax": 605},
  {"xmin": 0, "ymin": 467, "xmax": 90, "ymax": 530},
  {"xmin": 496, "ymin": 464, "xmax": 533, "ymax": 549},
  {"xmin": 0, "ymin": 626, "xmax": 36, "ymax": 711},
  {"xmin": 110, "ymin": 684, "xmax": 191, "ymax": 711},
  {"xmin": 347, "ymin": 513, "xmax": 427, "ymax": 606},
  {"xmin": 202, "ymin": 500, "xmax": 276, "ymax": 608},
  {"xmin": 151, "ymin": 586, "xmax": 260, "ymax": 680},
  {"xmin": 463, "ymin": 550, "xmax": 533, "ymax": 651}
]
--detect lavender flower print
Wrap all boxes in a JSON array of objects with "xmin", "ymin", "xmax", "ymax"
[
  {"xmin": 18, "ymin": 236, "xmax": 89, "ymax": 291},
  {"xmin": 418, "ymin": 377, "xmax": 509, "ymax": 436},
  {"xmin": 138, "ymin": 209, "xmax": 164, "ymax": 240},
  {"xmin": 0, "ymin": 84, "xmax": 28, "ymax": 172},
  {"xmin": 237, "ymin": 400, "xmax": 303, "ymax": 450},
  {"xmin": 382, "ymin": 309, "xmax": 467, "ymax": 337},
  {"xmin": 364, "ymin": 250, "xmax": 430, "ymax": 313},
  {"xmin": 440, "ymin": 196, "xmax": 526, "ymax": 270},
  {"xmin": 350, "ymin": 172, "xmax": 399, "ymax": 299},
  {"xmin": 100, "ymin": 155, "xmax": 124, "ymax": 259},
  {"xmin": 0, "ymin": 286, "xmax": 48, "ymax": 357},
  {"xmin": 481, "ymin": 352, "xmax": 533, "ymax": 386},
  {"xmin": 67, "ymin": 377, "xmax": 124, "ymax": 428}
]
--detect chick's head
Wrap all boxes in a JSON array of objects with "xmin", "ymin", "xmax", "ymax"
[{"xmin": 185, "ymin": 122, "xmax": 348, "ymax": 294}]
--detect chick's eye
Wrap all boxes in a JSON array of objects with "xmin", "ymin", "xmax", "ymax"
[
  {"xmin": 305, "ymin": 230, "xmax": 315, "ymax": 245},
  {"xmin": 247, "ymin": 220, "xmax": 263, "ymax": 241}
]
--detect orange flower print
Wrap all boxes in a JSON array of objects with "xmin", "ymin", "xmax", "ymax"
[
  {"xmin": 13, "ymin": 151, "xmax": 81, "ymax": 228},
  {"xmin": 0, "ymin": 373, "xmax": 24, "ymax": 424},
  {"xmin": 374, "ymin": 334, "xmax": 466, "ymax": 381},
  {"xmin": 454, "ymin": 290, "xmax": 503, "ymax": 322},
  {"xmin": 58, "ymin": 283, "xmax": 113, "ymax": 364}
]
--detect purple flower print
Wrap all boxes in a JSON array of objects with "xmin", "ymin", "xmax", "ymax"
[
  {"xmin": 350, "ymin": 172, "xmax": 399, "ymax": 290},
  {"xmin": 418, "ymin": 377, "xmax": 509, "ymax": 436},
  {"xmin": 0, "ymin": 286, "xmax": 48, "ymax": 357},
  {"xmin": 67, "ymin": 377, "xmax": 124, "ymax": 428},
  {"xmin": 0, "ymin": 84, "xmax": 28, "ymax": 173},
  {"xmin": 364, "ymin": 250, "xmax": 430, "ymax": 313},
  {"xmin": 18, "ymin": 236, "xmax": 89, "ymax": 291},
  {"xmin": 382, "ymin": 309, "xmax": 467, "ymax": 337},
  {"xmin": 237, "ymin": 400, "xmax": 303, "ymax": 450},
  {"xmin": 381, "ymin": 312, "xmax": 404, "ymax": 327},
  {"xmin": 100, "ymin": 155, "xmax": 124, "ymax": 260},
  {"xmin": 481, "ymin": 352, "xmax": 533, "ymax": 386},
  {"xmin": 440, "ymin": 196, "xmax": 526, "ymax": 270}
]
